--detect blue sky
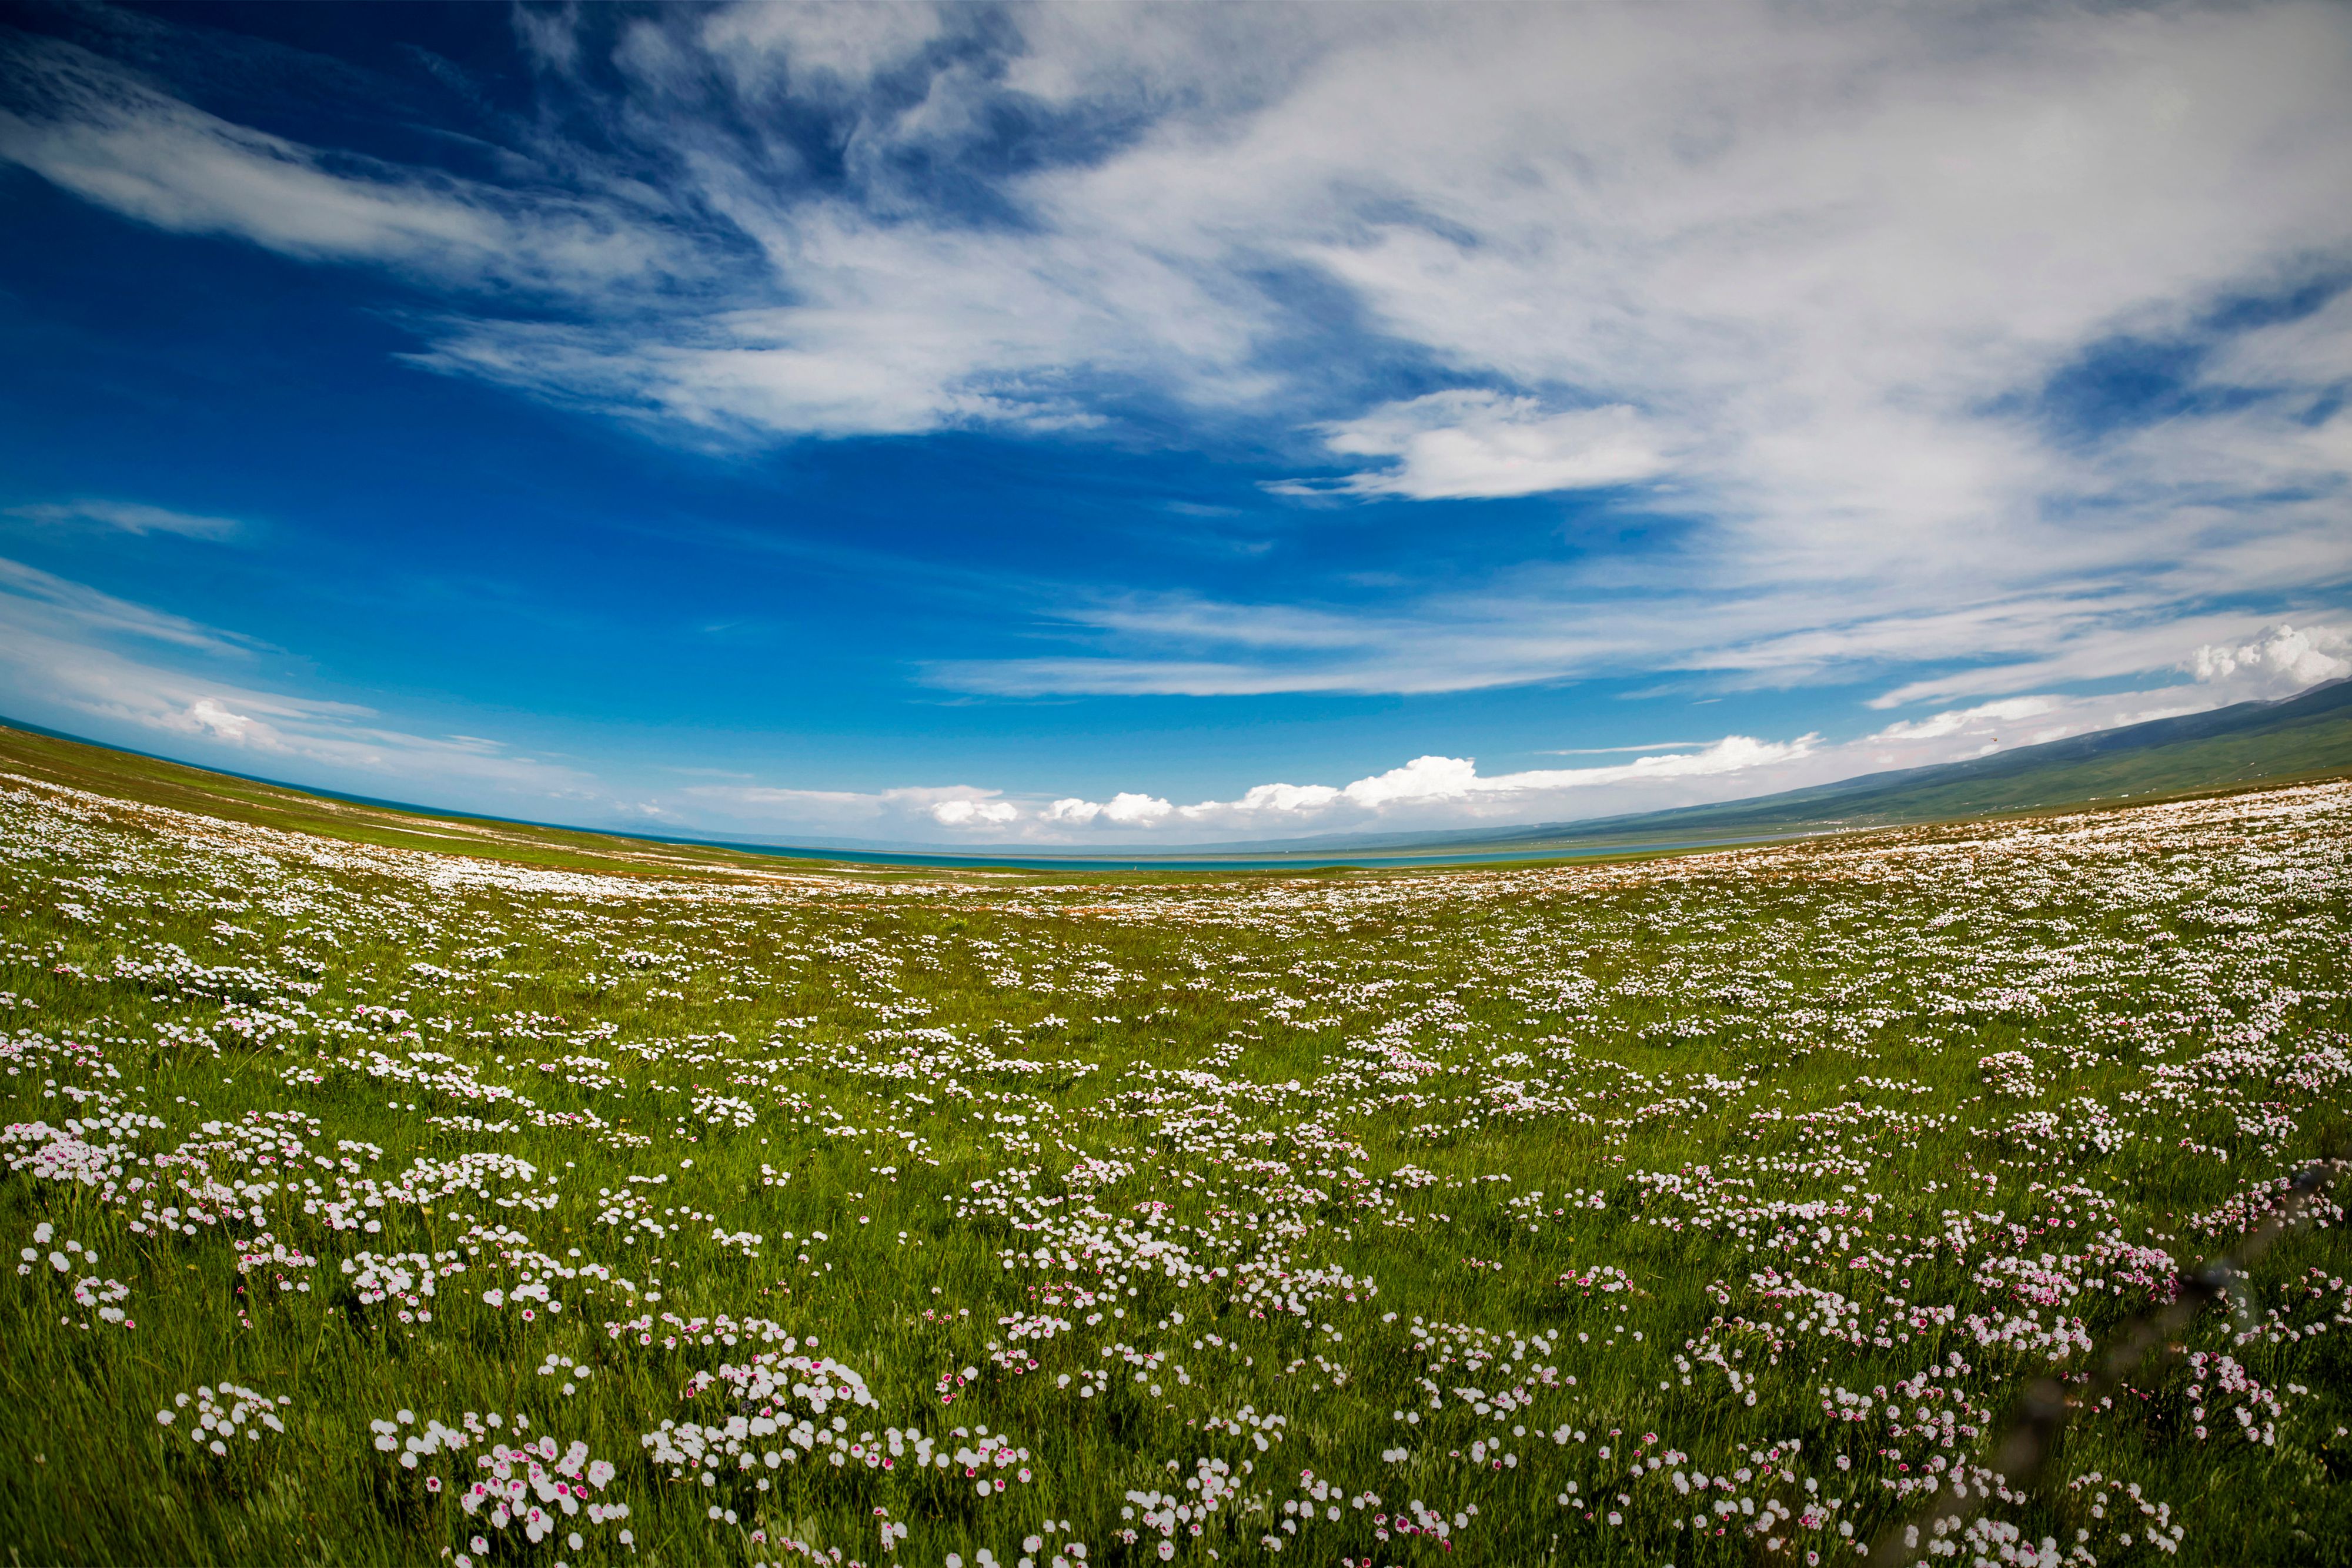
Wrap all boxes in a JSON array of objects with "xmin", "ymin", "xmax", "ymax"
[{"xmin": 2, "ymin": 0, "xmax": 2348, "ymax": 847}]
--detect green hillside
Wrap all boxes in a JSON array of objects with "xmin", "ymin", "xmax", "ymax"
[
  {"xmin": 0, "ymin": 721, "xmax": 889, "ymax": 882},
  {"xmin": 1458, "ymin": 677, "xmax": 2352, "ymax": 852}
]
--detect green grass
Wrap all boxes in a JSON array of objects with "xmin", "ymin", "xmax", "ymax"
[{"xmin": 0, "ymin": 731, "xmax": 2346, "ymax": 1567}]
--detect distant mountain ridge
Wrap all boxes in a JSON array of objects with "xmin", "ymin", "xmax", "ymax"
[{"xmin": 1193, "ymin": 676, "xmax": 2352, "ymax": 856}]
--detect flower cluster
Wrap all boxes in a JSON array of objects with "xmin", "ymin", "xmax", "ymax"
[
  {"xmin": 156, "ymin": 1382, "xmax": 289, "ymax": 1457},
  {"xmin": 5, "ymin": 755, "xmax": 2351, "ymax": 1564}
]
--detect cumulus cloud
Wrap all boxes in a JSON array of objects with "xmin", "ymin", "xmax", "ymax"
[
  {"xmin": 2187, "ymin": 624, "xmax": 2351, "ymax": 698},
  {"xmin": 930, "ymin": 797, "xmax": 1019, "ymax": 827},
  {"xmin": 1020, "ymin": 734, "xmax": 1818, "ymax": 838},
  {"xmin": 6, "ymin": 498, "xmax": 246, "ymax": 540},
  {"xmin": 1040, "ymin": 792, "xmax": 1177, "ymax": 826},
  {"xmin": 1300, "ymin": 735, "xmax": 1807, "ymax": 809},
  {"xmin": 1105, "ymin": 793, "xmax": 1175, "ymax": 824},
  {"xmin": 1222, "ymin": 781, "xmax": 1344, "ymax": 814}
]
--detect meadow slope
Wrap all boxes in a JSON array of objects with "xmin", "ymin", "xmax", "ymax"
[{"xmin": 1, "ymin": 768, "xmax": 2347, "ymax": 1567}]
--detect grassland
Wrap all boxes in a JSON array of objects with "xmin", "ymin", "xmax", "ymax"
[{"xmin": 0, "ymin": 733, "xmax": 2347, "ymax": 1567}]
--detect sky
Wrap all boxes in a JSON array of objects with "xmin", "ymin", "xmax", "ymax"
[{"xmin": 1, "ymin": 0, "xmax": 2348, "ymax": 849}]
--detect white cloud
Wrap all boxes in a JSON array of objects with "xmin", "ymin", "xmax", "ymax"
[
  {"xmin": 1222, "ymin": 781, "xmax": 1343, "ymax": 814},
  {"xmin": 0, "ymin": 593, "xmax": 586, "ymax": 797},
  {"xmin": 6, "ymin": 498, "xmax": 246, "ymax": 540},
  {"xmin": 936, "ymin": 587, "xmax": 2337, "ymax": 705},
  {"xmin": 696, "ymin": 634, "xmax": 2352, "ymax": 843},
  {"xmin": 0, "ymin": 37, "xmax": 680, "ymax": 293},
  {"xmin": 1843, "ymin": 686, "xmax": 2267, "ymax": 770},
  {"xmin": 1304, "ymin": 392, "xmax": 1672, "ymax": 499},
  {"xmin": 2200, "ymin": 287, "xmax": 2352, "ymax": 401},
  {"xmin": 930, "ymin": 797, "xmax": 1019, "ymax": 827},
  {"xmin": 5, "ymin": 551, "xmax": 2334, "ymax": 848},
  {"xmin": 699, "ymin": 1, "xmax": 948, "ymax": 93},
  {"xmin": 2187, "ymin": 624, "xmax": 2351, "ymax": 697},
  {"xmin": 0, "ymin": 556, "xmax": 254, "ymax": 654},
  {"xmin": 7, "ymin": 1, "xmax": 2350, "ymax": 707},
  {"xmin": 1020, "ymin": 734, "xmax": 1819, "ymax": 838},
  {"xmin": 1864, "ymin": 696, "xmax": 2060, "ymax": 745},
  {"xmin": 1044, "ymin": 792, "xmax": 1175, "ymax": 825},
  {"xmin": 1865, "ymin": 612, "xmax": 2352, "ymax": 711},
  {"xmin": 178, "ymin": 696, "xmax": 256, "ymax": 742},
  {"xmin": 671, "ymin": 778, "xmax": 1049, "ymax": 843},
  {"xmin": 677, "ymin": 733, "xmax": 1823, "ymax": 844},
  {"xmin": 512, "ymin": 3, "xmax": 584, "ymax": 77},
  {"xmin": 1339, "ymin": 735, "xmax": 1812, "ymax": 808},
  {"xmin": 1102, "ymin": 792, "xmax": 1174, "ymax": 824}
]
